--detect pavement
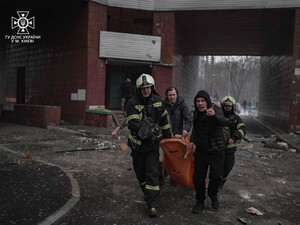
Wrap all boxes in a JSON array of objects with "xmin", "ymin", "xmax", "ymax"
[{"xmin": 0, "ymin": 117, "xmax": 299, "ymax": 225}]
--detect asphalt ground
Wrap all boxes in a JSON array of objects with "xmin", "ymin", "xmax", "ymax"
[{"xmin": 0, "ymin": 116, "xmax": 299, "ymax": 225}]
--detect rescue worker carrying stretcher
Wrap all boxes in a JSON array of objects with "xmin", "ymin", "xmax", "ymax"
[{"xmin": 125, "ymin": 74, "xmax": 172, "ymax": 218}]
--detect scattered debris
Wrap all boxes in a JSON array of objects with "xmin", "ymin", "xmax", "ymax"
[
  {"xmin": 262, "ymin": 140, "xmax": 289, "ymax": 151},
  {"xmin": 274, "ymin": 137, "xmax": 284, "ymax": 142},
  {"xmin": 239, "ymin": 143, "xmax": 254, "ymax": 149},
  {"xmin": 119, "ymin": 143, "xmax": 129, "ymax": 151},
  {"xmin": 55, "ymin": 147, "xmax": 110, "ymax": 153},
  {"xmin": 23, "ymin": 152, "xmax": 33, "ymax": 160},
  {"xmin": 274, "ymin": 178, "xmax": 286, "ymax": 184},
  {"xmin": 277, "ymin": 142, "xmax": 288, "ymax": 150},
  {"xmin": 47, "ymin": 125, "xmax": 87, "ymax": 137},
  {"xmin": 237, "ymin": 217, "xmax": 248, "ymax": 224},
  {"xmin": 238, "ymin": 190, "xmax": 251, "ymax": 200},
  {"xmin": 245, "ymin": 207, "xmax": 264, "ymax": 216}
]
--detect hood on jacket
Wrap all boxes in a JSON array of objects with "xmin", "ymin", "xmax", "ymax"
[{"xmin": 194, "ymin": 90, "xmax": 213, "ymax": 111}]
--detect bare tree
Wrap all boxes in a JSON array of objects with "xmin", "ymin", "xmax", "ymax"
[{"xmin": 219, "ymin": 56, "xmax": 260, "ymax": 102}]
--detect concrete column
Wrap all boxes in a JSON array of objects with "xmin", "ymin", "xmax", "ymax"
[
  {"xmin": 86, "ymin": 2, "xmax": 107, "ymax": 107},
  {"xmin": 292, "ymin": 9, "xmax": 300, "ymax": 131}
]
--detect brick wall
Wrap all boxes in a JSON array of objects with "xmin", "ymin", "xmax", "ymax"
[
  {"xmin": 2, "ymin": 104, "xmax": 61, "ymax": 128},
  {"xmin": 259, "ymin": 56, "xmax": 294, "ymax": 132},
  {"xmin": 87, "ymin": 3, "xmax": 107, "ymax": 107},
  {"xmin": 153, "ymin": 12, "xmax": 175, "ymax": 64},
  {"xmin": 0, "ymin": 1, "xmax": 89, "ymax": 124},
  {"xmin": 152, "ymin": 11, "xmax": 199, "ymax": 107},
  {"xmin": 259, "ymin": 8, "xmax": 300, "ymax": 132}
]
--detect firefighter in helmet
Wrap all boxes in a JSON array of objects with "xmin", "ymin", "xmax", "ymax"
[
  {"xmin": 125, "ymin": 73, "xmax": 172, "ymax": 217},
  {"xmin": 219, "ymin": 96, "xmax": 247, "ymax": 190}
]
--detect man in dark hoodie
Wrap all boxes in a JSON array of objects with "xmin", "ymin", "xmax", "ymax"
[
  {"xmin": 125, "ymin": 74, "xmax": 172, "ymax": 218},
  {"xmin": 189, "ymin": 90, "xmax": 229, "ymax": 214}
]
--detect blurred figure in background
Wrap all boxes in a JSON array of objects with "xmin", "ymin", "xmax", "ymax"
[{"xmin": 121, "ymin": 78, "xmax": 135, "ymax": 111}]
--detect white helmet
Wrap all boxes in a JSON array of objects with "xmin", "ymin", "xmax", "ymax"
[
  {"xmin": 221, "ymin": 96, "xmax": 236, "ymax": 106},
  {"xmin": 136, "ymin": 74, "xmax": 155, "ymax": 89}
]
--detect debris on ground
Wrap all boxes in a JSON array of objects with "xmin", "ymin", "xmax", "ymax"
[
  {"xmin": 237, "ymin": 217, "xmax": 248, "ymax": 224},
  {"xmin": 245, "ymin": 207, "xmax": 264, "ymax": 215},
  {"xmin": 262, "ymin": 140, "xmax": 289, "ymax": 150}
]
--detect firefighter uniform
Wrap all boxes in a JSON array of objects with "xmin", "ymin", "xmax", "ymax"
[
  {"xmin": 220, "ymin": 96, "xmax": 247, "ymax": 189},
  {"xmin": 125, "ymin": 74, "xmax": 172, "ymax": 217}
]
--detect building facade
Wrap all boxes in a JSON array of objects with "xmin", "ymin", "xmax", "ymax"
[{"xmin": 0, "ymin": 0, "xmax": 300, "ymax": 131}]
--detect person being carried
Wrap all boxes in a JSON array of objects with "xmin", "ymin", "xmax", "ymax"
[
  {"xmin": 163, "ymin": 86, "xmax": 192, "ymax": 186},
  {"xmin": 125, "ymin": 74, "xmax": 172, "ymax": 218},
  {"xmin": 219, "ymin": 96, "xmax": 247, "ymax": 190},
  {"xmin": 189, "ymin": 90, "xmax": 230, "ymax": 214}
]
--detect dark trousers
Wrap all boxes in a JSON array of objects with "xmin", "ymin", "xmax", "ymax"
[
  {"xmin": 223, "ymin": 152, "xmax": 235, "ymax": 179},
  {"xmin": 193, "ymin": 150, "xmax": 225, "ymax": 202},
  {"xmin": 131, "ymin": 150, "xmax": 160, "ymax": 208}
]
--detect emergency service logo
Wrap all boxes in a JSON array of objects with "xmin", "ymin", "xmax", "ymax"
[
  {"xmin": 4, "ymin": 11, "xmax": 41, "ymax": 43},
  {"xmin": 11, "ymin": 11, "xmax": 35, "ymax": 34}
]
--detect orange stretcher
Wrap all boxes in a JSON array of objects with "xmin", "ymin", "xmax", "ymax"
[{"xmin": 160, "ymin": 137, "xmax": 194, "ymax": 188}]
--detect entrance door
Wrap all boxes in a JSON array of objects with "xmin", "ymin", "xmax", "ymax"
[
  {"xmin": 105, "ymin": 64, "xmax": 151, "ymax": 109},
  {"xmin": 106, "ymin": 72, "xmax": 126, "ymax": 109}
]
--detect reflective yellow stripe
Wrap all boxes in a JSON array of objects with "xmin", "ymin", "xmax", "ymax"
[
  {"xmin": 161, "ymin": 110, "xmax": 168, "ymax": 117},
  {"xmin": 140, "ymin": 182, "xmax": 146, "ymax": 186},
  {"xmin": 135, "ymin": 105, "xmax": 144, "ymax": 111},
  {"xmin": 153, "ymin": 102, "xmax": 162, "ymax": 107},
  {"xmin": 238, "ymin": 130, "xmax": 245, "ymax": 137},
  {"xmin": 128, "ymin": 133, "xmax": 141, "ymax": 145},
  {"xmin": 237, "ymin": 123, "xmax": 245, "ymax": 129},
  {"xmin": 160, "ymin": 124, "xmax": 171, "ymax": 130},
  {"xmin": 138, "ymin": 112, "xmax": 143, "ymax": 120},
  {"xmin": 127, "ymin": 114, "xmax": 140, "ymax": 122},
  {"xmin": 227, "ymin": 143, "xmax": 236, "ymax": 148},
  {"xmin": 145, "ymin": 184, "xmax": 160, "ymax": 191}
]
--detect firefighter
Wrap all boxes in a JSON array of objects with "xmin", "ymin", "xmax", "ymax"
[
  {"xmin": 125, "ymin": 74, "xmax": 172, "ymax": 218},
  {"xmin": 219, "ymin": 96, "xmax": 247, "ymax": 190}
]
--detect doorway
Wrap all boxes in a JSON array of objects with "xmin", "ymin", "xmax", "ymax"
[{"xmin": 105, "ymin": 63, "xmax": 151, "ymax": 109}]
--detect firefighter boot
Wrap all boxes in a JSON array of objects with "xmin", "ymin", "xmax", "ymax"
[
  {"xmin": 149, "ymin": 207, "xmax": 158, "ymax": 218},
  {"xmin": 192, "ymin": 201, "xmax": 204, "ymax": 214},
  {"xmin": 211, "ymin": 196, "xmax": 220, "ymax": 209}
]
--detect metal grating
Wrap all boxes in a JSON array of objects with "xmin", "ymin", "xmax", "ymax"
[{"xmin": 99, "ymin": 31, "xmax": 161, "ymax": 62}]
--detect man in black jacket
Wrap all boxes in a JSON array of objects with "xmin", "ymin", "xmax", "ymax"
[
  {"xmin": 125, "ymin": 74, "xmax": 172, "ymax": 218},
  {"xmin": 189, "ymin": 90, "xmax": 229, "ymax": 214},
  {"xmin": 164, "ymin": 86, "xmax": 192, "ymax": 138}
]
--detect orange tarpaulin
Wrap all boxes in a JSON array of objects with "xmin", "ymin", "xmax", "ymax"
[{"xmin": 161, "ymin": 137, "xmax": 194, "ymax": 188}]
